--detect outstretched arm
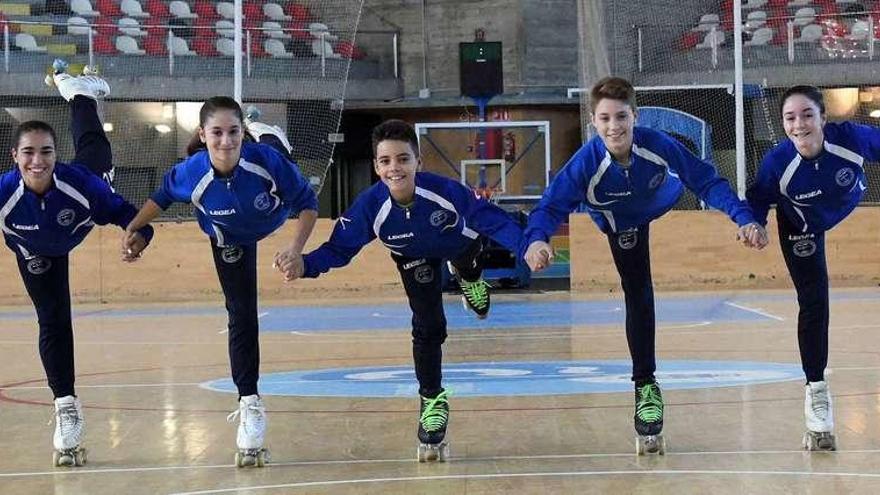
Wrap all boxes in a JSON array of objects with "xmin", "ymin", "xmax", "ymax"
[{"xmin": 523, "ymin": 147, "xmax": 592, "ymax": 271}]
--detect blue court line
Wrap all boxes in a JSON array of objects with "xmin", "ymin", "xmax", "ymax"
[{"xmin": 0, "ymin": 294, "xmax": 800, "ymax": 331}]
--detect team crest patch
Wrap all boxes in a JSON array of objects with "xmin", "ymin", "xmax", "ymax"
[
  {"xmin": 254, "ymin": 192, "xmax": 271, "ymax": 211},
  {"xmin": 648, "ymin": 172, "xmax": 666, "ymax": 189},
  {"xmin": 835, "ymin": 167, "xmax": 855, "ymax": 187},
  {"xmin": 793, "ymin": 239, "xmax": 817, "ymax": 258},
  {"xmin": 430, "ymin": 210, "xmax": 449, "ymax": 227},
  {"xmin": 57, "ymin": 209, "xmax": 75, "ymax": 227},
  {"xmin": 221, "ymin": 246, "xmax": 244, "ymax": 264},
  {"xmin": 618, "ymin": 230, "xmax": 638, "ymax": 250},
  {"xmin": 414, "ymin": 265, "xmax": 434, "ymax": 284},
  {"xmin": 26, "ymin": 257, "xmax": 52, "ymax": 275}
]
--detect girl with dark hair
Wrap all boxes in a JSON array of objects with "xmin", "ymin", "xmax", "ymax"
[
  {"xmin": 123, "ymin": 97, "xmax": 318, "ymax": 467},
  {"xmin": 746, "ymin": 85, "xmax": 878, "ymax": 451},
  {"xmin": 1, "ymin": 62, "xmax": 153, "ymax": 466}
]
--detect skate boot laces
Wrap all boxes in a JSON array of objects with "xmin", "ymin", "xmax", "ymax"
[
  {"xmin": 636, "ymin": 383, "xmax": 663, "ymax": 424},
  {"xmin": 460, "ymin": 279, "xmax": 490, "ymax": 311},
  {"xmin": 227, "ymin": 397, "xmax": 266, "ymax": 434},
  {"xmin": 54, "ymin": 404, "xmax": 79, "ymax": 433},
  {"xmin": 419, "ymin": 390, "xmax": 450, "ymax": 433},
  {"xmin": 809, "ymin": 385, "xmax": 830, "ymax": 420}
]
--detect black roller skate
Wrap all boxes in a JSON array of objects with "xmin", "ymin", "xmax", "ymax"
[
  {"xmin": 417, "ymin": 390, "xmax": 450, "ymax": 462},
  {"xmin": 634, "ymin": 381, "xmax": 666, "ymax": 455}
]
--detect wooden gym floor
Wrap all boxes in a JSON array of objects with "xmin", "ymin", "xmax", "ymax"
[{"xmin": 1, "ymin": 288, "xmax": 880, "ymax": 494}]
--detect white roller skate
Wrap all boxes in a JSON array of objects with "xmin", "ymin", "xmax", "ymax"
[
  {"xmin": 417, "ymin": 390, "xmax": 450, "ymax": 462},
  {"xmin": 245, "ymin": 105, "xmax": 293, "ymax": 155},
  {"xmin": 634, "ymin": 382, "xmax": 666, "ymax": 455},
  {"xmin": 45, "ymin": 59, "xmax": 109, "ymax": 101},
  {"xmin": 803, "ymin": 381, "xmax": 836, "ymax": 451},
  {"xmin": 228, "ymin": 394, "xmax": 270, "ymax": 467},
  {"xmin": 52, "ymin": 395, "xmax": 87, "ymax": 467}
]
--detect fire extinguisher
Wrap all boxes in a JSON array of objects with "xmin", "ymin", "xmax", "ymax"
[{"xmin": 502, "ymin": 132, "xmax": 516, "ymax": 162}]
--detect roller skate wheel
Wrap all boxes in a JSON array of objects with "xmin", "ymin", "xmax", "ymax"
[
  {"xmin": 52, "ymin": 59, "xmax": 68, "ymax": 73},
  {"xmin": 235, "ymin": 449, "xmax": 268, "ymax": 468},
  {"xmin": 437, "ymin": 443, "xmax": 449, "ymax": 462},
  {"xmin": 417, "ymin": 442, "xmax": 449, "ymax": 462},
  {"xmin": 804, "ymin": 431, "xmax": 836, "ymax": 451},
  {"xmin": 54, "ymin": 448, "xmax": 85, "ymax": 467},
  {"xmin": 636, "ymin": 435, "xmax": 665, "ymax": 456}
]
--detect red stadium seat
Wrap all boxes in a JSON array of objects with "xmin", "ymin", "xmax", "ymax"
[
  {"xmin": 145, "ymin": 15, "xmax": 168, "ymax": 36},
  {"xmin": 243, "ymin": 1, "xmax": 264, "ymax": 22},
  {"xmin": 194, "ymin": 17, "xmax": 218, "ymax": 38},
  {"xmin": 675, "ymin": 30, "xmax": 701, "ymax": 50},
  {"xmin": 335, "ymin": 40, "xmax": 365, "ymax": 59},
  {"xmin": 193, "ymin": 0, "xmax": 219, "ymax": 20},
  {"xmin": 144, "ymin": 33, "xmax": 167, "ymax": 55},
  {"xmin": 288, "ymin": 20, "xmax": 310, "ymax": 40},
  {"xmin": 94, "ymin": 32, "xmax": 118, "ymax": 53},
  {"xmin": 94, "ymin": 15, "xmax": 119, "ymax": 35},
  {"xmin": 771, "ymin": 24, "xmax": 792, "ymax": 44},
  {"xmin": 192, "ymin": 36, "xmax": 219, "ymax": 56},
  {"xmin": 249, "ymin": 36, "xmax": 268, "ymax": 57},
  {"xmin": 286, "ymin": 3, "xmax": 314, "ymax": 22},
  {"xmin": 766, "ymin": 7, "xmax": 788, "ymax": 30},
  {"xmin": 146, "ymin": 0, "xmax": 170, "ymax": 18},
  {"xmin": 96, "ymin": 0, "xmax": 123, "ymax": 17}
]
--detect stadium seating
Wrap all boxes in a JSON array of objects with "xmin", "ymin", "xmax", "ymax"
[
  {"xmin": 94, "ymin": 32, "xmax": 117, "ymax": 53},
  {"xmin": 263, "ymin": 3, "xmax": 290, "ymax": 21},
  {"xmin": 193, "ymin": 0, "xmax": 218, "ymax": 20},
  {"xmin": 264, "ymin": 37, "xmax": 292, "ymax": 57},
  {"xmin": 67, "ymin": 16, "xmax": 94, "ymax": 35},
  {"xmin": 145, "ymin": 0, "xmax": 170, "ymax": 18},
  {"xmin": 169, "ymin": 0, "xmax": 196, "ymax": 19},
  {"xmin": 14, "ymin": 32, "xmax": 47, "ymax": 51},
  {"xmin": 116, "ymin": 34, "xmax": 145, "ymax": 54},
  {"xmin": 696, "ymin": 29, "xmax": 725, "ymax": 48},
  {"xmin": 121, "ymin": 0, "xmax": 150, "ymax": 18},
  {"xmin": 119, "ymin": 17, "xmax": 147, "ymax": 36},
  {"xmin": 263, "ymin": 20, "xmax": 290, "ymax": 39},
  {"xmin": 192, "ymin": 36, "xmax": 219, "ymax": 56},
  {"xmin": 168, "ymin": 34, "xmax": 195, "ymax": 54},
  {"xmin": 143, "ymin": 33, "xmax": 167, "ymax": 54},
  {"xmin": 745, "ymin": 26, "xmax": 774, "ymax": 45},
  {"xmin": 71, "ymin": 0, "xmax": 99, "ymax": 17},
  {"xmin": 96, "ymin": 0, "xmax": 122, "ymax": 17}
]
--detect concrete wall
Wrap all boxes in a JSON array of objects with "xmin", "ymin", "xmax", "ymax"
[
  {"xmin": 360, "ymin": 0, "xmax": 580, "ymax": 99},
  {"xmin": 1, "ymin": 208, "xmax": 876, "ymax": 305}
]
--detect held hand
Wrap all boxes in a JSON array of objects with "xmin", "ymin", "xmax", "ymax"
[
  {"xmin": 737, "ymin": 222, "xmax": 769, "ymax": 250},
  {"xmin": 274, "ymin": 247, "xmax": 304, "ymax": 282},
  {"xmin": 524, "ymin": 240, "xmax": 554, "ymax": 272},
  {"xmin": 751, "ymin": 224, "xmax": 769, "ymax": 250},
  {"xmin": 121, "ymin": 230, "xmax": 147, "ymax": 262}
]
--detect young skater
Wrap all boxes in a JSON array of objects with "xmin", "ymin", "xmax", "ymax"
[
  {"xmin": 1, "ymin": 61, "xmax": 153, "ymax": 466},
  {"xmin": 123, "ymin": 97, "xmax": 318, "ymax": 467},
  {"xmin": 286, "ymin": 119, "xmax": 524, "ymax": 461},
  {"xmin": 747, "ymin": 85, "xmax": 878, "ymax": 451},
  {"xmin": 523, "ymin": 76, "xmax": 765, "ymax": 454}
]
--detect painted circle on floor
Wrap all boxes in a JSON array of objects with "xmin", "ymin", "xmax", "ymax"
[{"xmin": 200, "ymin": 360, "xmax": 803, "ymax": 397}]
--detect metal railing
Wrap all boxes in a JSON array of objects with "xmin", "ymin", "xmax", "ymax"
[{"xmin": 1, "ymin": 18, "xmax": 399, "ymax": 79}]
